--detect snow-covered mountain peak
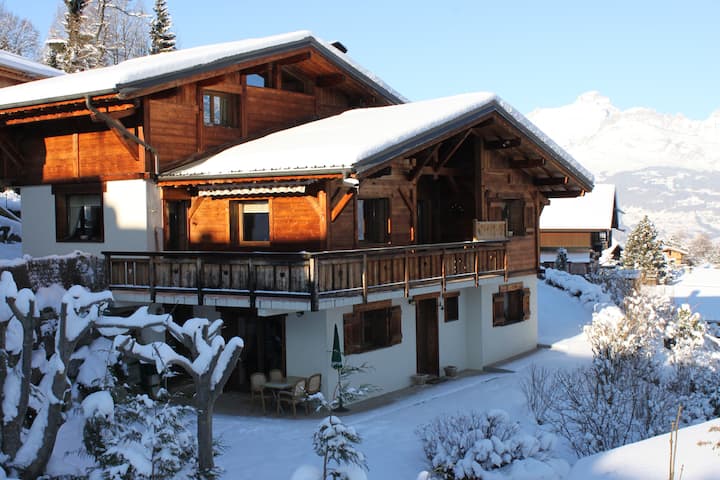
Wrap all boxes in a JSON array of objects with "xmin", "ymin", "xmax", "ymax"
[{"xmin": 527, "ymin": 93, "xmax": 720, "ymax": 240}]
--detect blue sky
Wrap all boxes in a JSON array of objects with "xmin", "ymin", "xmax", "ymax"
[{"xmin": 9, "ymin": 0, "xmax": 720, "ymax": 119}]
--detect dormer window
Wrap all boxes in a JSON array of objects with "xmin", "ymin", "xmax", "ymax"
[
  {"xmin": 246, "ymin": 73, "xmax": 267, "ymax": 88},
  {"xmin": 203, "ymin": 91, "xmax": 238, "ymax": 127}
]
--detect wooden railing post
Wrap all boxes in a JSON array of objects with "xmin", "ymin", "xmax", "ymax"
[
  {"xmin": 440, "ymin": 249, "xmax": 446, "ymax": 294},
  {"xmin": 309, "ymin": 256, "xmax": 319, "ymax": 312},
  {"xmin": 474, "ymin": 247, "xmax": 479, "ymax": 287},
  {"xmin": 196, "ymin": 256, "xmax": 204, "ymax": 305},
  {"xmin": 149, "ymin": 255, "xmax": 156, "ymax": 303},
  {"xmin": 361, "ymin": 253, "xmax": 368, "ymax": 304},
  {"xmin": 403, "ymin": 251, "xmax": 409, "ymax": 298},
  {"xmin": 248, "ymin": 257, "xmax": 256, "ymax": 309}
]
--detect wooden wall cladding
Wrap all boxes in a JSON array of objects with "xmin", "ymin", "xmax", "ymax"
[
  {"xmin": 246, "ymin": 87, "xmax": 315, "ymax": 136},
  {"xmin": 271, "ymin": 196, "xmax": 324, "ymax": 250},
  {"xmin": 506, "ymin": 235, "xmax": 537, "ymax": 274},
  {"xmin": 329, "ymin": 198, "xmax": 356, "ymax": 250},
  {"xmin": 540, "ymin": 231, "xmax": 591, "ymax": 248},
  {"xmin": 148, "ymin": 100, "xmax": 198, "ymax": 170},
  {"xmin": 188, "ymin": 197, "xmax": 229, "ymax": 248}
]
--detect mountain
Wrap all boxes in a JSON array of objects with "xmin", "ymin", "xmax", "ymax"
[{"xmin": 527, "ymin": 92, "xmax": 720, "ymax": 240}]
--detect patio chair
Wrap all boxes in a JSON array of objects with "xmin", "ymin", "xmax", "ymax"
[
  {"xmin": 269, "ymin": 369, "xmax": 283, "ymax": 382},
  {"xmin": 304, "ymin": 373, "xmax": 322, "ymax": 414},
  {"xmin": 277, "ymin": 377, "xmax": 306, "ymax": 417},
  {"xmin": 249, "ymin": 372, "xmax": 267, "ymax": 413}
]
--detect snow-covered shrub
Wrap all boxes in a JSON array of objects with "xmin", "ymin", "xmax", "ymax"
[
  {"xmin": 584, "ymin": 268, "xmax": 638, "ymax": 306},
  {"xmin": 543, "ymin": 268, "xmax": 612, "ymax": 308},
  {"xmin": 520, "ymin": 364, "xmax": 559, "ymax": 426},
  {"xmin": 553, "ymin": 248, "xmax": 568, "ymax": 272},
  {"xmin": 331, "ymin": 362, "xmax": 380, "ymax": 409},
  {"xmin": 83, "ymin": 390, "xmax": 206, "ymax": 480},
  {"xmin": 416, "ymin": 410, "xmax": 557, "ymax": 479},
  {"xmin": 312, "ymin": 415, "xmax": 367, "ymax": 480}
]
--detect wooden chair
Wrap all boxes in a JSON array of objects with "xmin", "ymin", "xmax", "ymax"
[
  {"xmin": 269, "ymin": 369, "xmax": 283, "ymax": 382},
  {"xmin": 304, "ymin": 373, "xmax": 322, "ymax": 414},
  {"xmin": 277, "ymin": 377, "xmax": 306, "ymax": 417},
  {"xmin": 249, "ymin": 372, "xmax": 267, "ymax": 413}
]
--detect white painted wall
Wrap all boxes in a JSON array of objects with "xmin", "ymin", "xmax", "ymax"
[
  {"xmin": 479, "ymin": 274, "xmax": 538, "ymax": 366},
  {"xmin": 284, "ymin": 310, "xmax": 336, "ymax": 399},
  {"xmin": 438, "ymin": 293, "xmax": 468, "ymax": 372},
  {"xmin": 21, "ymin": 179, "xmax": 156, "ymax": 257}
]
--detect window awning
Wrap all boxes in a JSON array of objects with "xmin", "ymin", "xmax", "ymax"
[{"xmin": 197, "ymin": 179, "xmax": 316, "ymax": 197}]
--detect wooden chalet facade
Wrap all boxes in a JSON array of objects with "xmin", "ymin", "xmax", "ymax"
[
  {"xmin": 539, "ymin": 184, "xmax": 619, "ymax": 274},
  {"xmin": 0, "ymin": 50, "xmax": 63, "ymax": 88},
  {"xmin": 0, "ymin": 32, "xmax": 593, "ymax": 398}
]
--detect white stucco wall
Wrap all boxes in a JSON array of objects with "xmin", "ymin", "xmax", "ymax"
[
  {"xmin": 284, "ymin": 310, "xmax": 337, "ymax": 399},
  {"xmin": 21, "ymin": 179, "xmax": 156, "ymax": 257},
  {"xmin": 438, "ymin": 292, "xmax": 468, "ymax": 372},
  {"xmin": 478, "ymin": 274, "xmax": 538, "ymax": 366}
]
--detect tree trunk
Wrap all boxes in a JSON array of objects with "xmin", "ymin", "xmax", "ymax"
[{"xmin": 196, "ymin": 389, "xmax": 215, "ymax": 474}]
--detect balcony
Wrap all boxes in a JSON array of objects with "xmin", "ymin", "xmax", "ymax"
[{"xmin": 104, "ymin": 240, "xmax": 507, "ymax": 311}]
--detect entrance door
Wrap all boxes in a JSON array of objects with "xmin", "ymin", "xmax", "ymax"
[{"xmin": 416, "ymin": 297, "xmax": 439, "ymax": 376}]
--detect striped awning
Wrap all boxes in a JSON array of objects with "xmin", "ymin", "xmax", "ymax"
[{"xmin": 197, "ymin": 180, "xmax": 315, "ymax": 197}]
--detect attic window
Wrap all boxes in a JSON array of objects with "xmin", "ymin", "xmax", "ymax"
[
  {"xmin": 203, "ymin": 91, "xmax": 238, "ymax": 127},
  {"xmin": 246, "ymin": 73, "xmax": 267, "ymax": 88}
]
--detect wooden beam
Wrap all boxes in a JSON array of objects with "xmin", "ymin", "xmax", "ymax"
[
  {"xmin": 0, "ymin": 133, "xmax": 25, "ymax": 170},
  {"xmin": 420, "ymin": 166, "xmax": 463, "ymax": 178},
  {"xmin": 470, "ymin": 118, "xmax": 495, "ymax": 135},
  {"xmin": 331, "ymin": 191, "xmax": 354, "ymax": 222},
  {"xmin": 484, "ymin": 138, "xmax": 521, "ymax": 150},
  {"xmin": 544, "ymin": 190, "xmax": 585, "ymax": 198},
  {"xmin": 188, "ymin": 197, "xmax": 206, "ymax": 221},
  {"xmin": 276, "ymin": 52, "xmax": 312, "ymax": 65},
  {"xmin": 109, "ymin": 127, "xmax": 141, "ymax": 161},
  {"xmin": 436, "ymin": 129, "xmax": 472, "ymax": 171},
  {"xmin": 533, "ymin": 176, "xmax": 568, "ymax": 186},
  {"xmin": 510, "ymin": 158, "xmax": 545, "ymax": 168},
  {"xmin": 407, "ymin": 144, "xmax": 440, "ymax": 183},
  {"xmin": 316, "ymin": 73, "xmax": 345, "ymax": 88}
]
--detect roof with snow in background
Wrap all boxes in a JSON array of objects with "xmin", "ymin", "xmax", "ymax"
[
  {"xmin": 0, "ymin": 31, "xmax": 405, "ymax": 109},
  {"xmin": 540, "ymin": 183, "xmax": 618, "ymax": 230},
  {"xmin": 0, "ymin": 50, "xmax": 63, "ymax": 80},
  {"xmin": 161, "ymin": 92, "xmax": 595, "ymax": 188}
]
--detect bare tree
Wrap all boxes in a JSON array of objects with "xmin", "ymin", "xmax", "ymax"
[{"xmin": 0, "ymin": 1, "xmax": 40, "ymax": 58}]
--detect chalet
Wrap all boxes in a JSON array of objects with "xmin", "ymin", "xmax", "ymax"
[
  {"xmin": 539, "ymin": 184, "xmax": 619, "ymax": 274},
  {"xmin": 0, "ymin": 50, "xmax": 63, "ymax": 87},
  {"xmin": 0, "ymin": 31, "xmax": 593, "ymax": 400}
]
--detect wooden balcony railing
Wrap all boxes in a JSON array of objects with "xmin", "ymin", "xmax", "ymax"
[{"xmin": 103, "ymin": 241, "xmax": 507, "ymax": 310}]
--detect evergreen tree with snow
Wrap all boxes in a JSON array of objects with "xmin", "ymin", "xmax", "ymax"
[
  {"xmin": 59, "ymin": 0, "xmax": 101, "ymax": 72},
  {"xmin": 621, "ymin": 215, "xmax": 667, "ymax": 281},
  {"xmin": 554, "ymin": 247, "xmax": 568, "ymax": 272},
  {"xmin": 313, "ymin": 415, "xmax": 367, "ymax": 479},
  {"xmin": 150, "ymin": 0, "xmax": 176, "ymax": 54}
]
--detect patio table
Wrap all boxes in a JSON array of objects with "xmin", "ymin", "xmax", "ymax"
[{"xmin": 263, "ymin": 376, "xmax": 304, "ymax": 413}]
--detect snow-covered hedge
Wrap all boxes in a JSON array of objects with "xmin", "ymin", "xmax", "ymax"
[
  {"xmin": 416, "ymin": 410, "xmax": 565, "ymax": 479},
  {"xmin": 0, "ymin": 251, "xmax": 105, "ymax": 291},
  {"xmin": 543, "ymin": 268, "xmax": 612, "ymax": 308}
]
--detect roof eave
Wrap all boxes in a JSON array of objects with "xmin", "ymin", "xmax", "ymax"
[
  {"xmin": 158, "ymin": 167, "xmax": 348, "ymax": 183},
  {"xmin": 0, "ymin": 88, "xmax": 119, "ymax": 111},
  {"xmin": 117, "ymin": 36, "xmax": 405, "ymax": 105}
]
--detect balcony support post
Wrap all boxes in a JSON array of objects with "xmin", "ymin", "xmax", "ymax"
[
  {"xmin": 361, "ymin": 253, "xmax": 368, "ymax": 304},
  {"xmin": 309, "ymin": 256, "xmax": 319, "ymax": 312}
]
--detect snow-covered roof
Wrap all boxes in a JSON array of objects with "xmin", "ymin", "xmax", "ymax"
[
  {"xmin": 539, "ymin": 184, "xmax": 616, "ymax": 231},
  {"xmin": 0, "ymin": 31, "xmax": 405, "ymax": 109},
  {"xmin": 161, "ymin": 92, "xmax": 594, "ymax": 188},
  {"xmin": 0, "ymin": 50, "xmax": 63, "ymax": 80}
]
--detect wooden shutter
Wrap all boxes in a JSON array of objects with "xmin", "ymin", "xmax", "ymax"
[
  {"xmin": 229, "ymin": 201, "xmax": 239, "ymax": 244},
  {"xmin": 389, "ymin": 306, "xmax": 402, "ymax": 345},
  {"xmin": 522, "ymin": 288, "xmax": 531, "ymax": 320},
  {"xmin": 492, "ymin": 292, "xmax": 506, "ymax": 326},
  {"xmin": 343, "ymin": 312, "xmax": 362, "ymax": 354},
  {"xmin": 524, "ymin": 204, "xmax": 535, "ymax": 234}
]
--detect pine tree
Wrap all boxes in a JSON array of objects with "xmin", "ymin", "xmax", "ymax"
[
  {"xmin": 313, "ymin": 416, "xmax": 367, "ymax": 479},
  {"xmin": 150, "ymin": 0, "xmax": 176, "ymax": 54},
  {"xmin": 621, "ymin": 215, "xmax": 667, "ymax": 280},
  {"xmin": 58, "ymin": 0, "xmax": 102, "ymax": 72},
  {"xmin": 554, "ymin": 247, "xmax": 568, "ymax": 272}
]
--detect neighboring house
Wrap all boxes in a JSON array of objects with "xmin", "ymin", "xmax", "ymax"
[
  {"xmin": 0, "ymin": 31, "xmax": 593, "ymax": 400},
  {"xmin": 662, "ymin": 244, "xmax": 688, "ymax": 267},
  {"xmin": 0, "ymin": 50, "xmax": 63, "ymax": 87},
  {"xmin": 539, "ymin": 184, "xmax": 619, "ymax": 274}
]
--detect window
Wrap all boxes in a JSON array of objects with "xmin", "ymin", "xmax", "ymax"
[
  {"xmin": 230, "ymin": 201, "xmax": 270, "ymax": 243},
  {"xmin": 246, "ymin": 73, "xmax": 267, "ymax": 88},
  {"xmin": 343, "ymin": 301, "xmax": 402, "ymax": 354},
  {"xmin": 358, "ymin": 198, "xmax": 390, "ymax": 244},
  {"xmin": 202, "ymin": 91, "xmax": 238, "ymax": 127},
  {"xmin": 443, "ymin": 293, "xmax": 459, "ymax": 322},
  {"xmin": 492, "ymin": 283, "xmax": 530, "ymax": 327},
  {"xmin": 488, "ymin": 198, "xmax": 535, "ymax": 237},
  {"xmin": 53, "ymin": 184, "xmax": 104, "ymax": 242}
]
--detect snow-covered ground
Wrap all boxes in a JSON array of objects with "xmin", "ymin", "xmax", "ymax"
[{"xmin": 5, "ymin": 251, "xmax": 718, "ymax": 478}]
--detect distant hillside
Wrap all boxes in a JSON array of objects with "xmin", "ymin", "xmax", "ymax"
[{"xmin": 527, "ymin": 92, "xmax": 720, "ymax": 239}]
